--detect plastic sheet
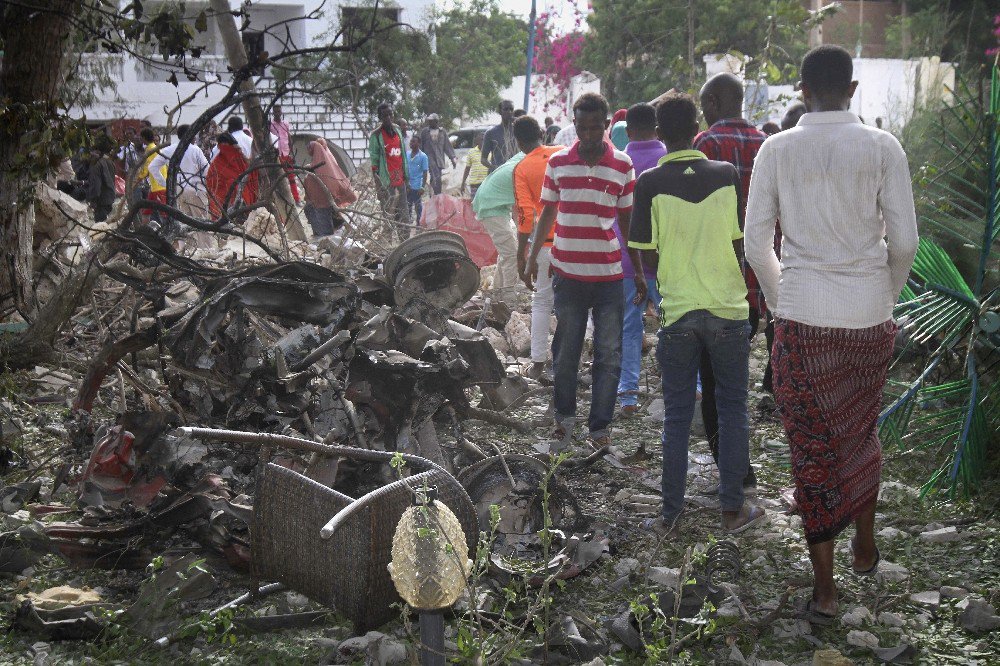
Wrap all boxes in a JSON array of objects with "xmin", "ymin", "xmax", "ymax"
[{"xmin": 421, "ymin": 194, "xmax": 498, "ymax": 268}]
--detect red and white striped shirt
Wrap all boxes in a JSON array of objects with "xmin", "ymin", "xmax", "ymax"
[{"xmin": 540, "ymin": 142, "xmax": 635, "ymax": 281}]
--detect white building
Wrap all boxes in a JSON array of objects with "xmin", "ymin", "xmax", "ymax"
[{"xmin": 73, "ymin": 0, "xmax": 438, "ymax": 162}]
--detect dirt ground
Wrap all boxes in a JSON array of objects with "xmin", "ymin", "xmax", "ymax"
[{"xmin": 1, "ymin": 310, "xmax": 999, "ymax": 665}]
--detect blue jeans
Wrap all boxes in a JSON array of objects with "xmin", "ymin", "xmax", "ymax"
[
  {"xmin": 657, "ymin": 310, "xmax": 751, "ymax": 523},
  {"xmin": 618, "ymin": 278, "xmax": 662, "ymax": 407},
  {"xmin": 552, "ymin": 274, "xmax": 624, "ymax": 438}
]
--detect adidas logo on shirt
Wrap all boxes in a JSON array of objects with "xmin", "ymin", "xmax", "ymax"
[{"xmin": 683, "ymin": 166, "xmax": 696, "ymax": 175}]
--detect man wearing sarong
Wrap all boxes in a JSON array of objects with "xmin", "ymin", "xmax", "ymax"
[{"xmin": 745, "ymin": 45, "xmax": 918, "ymax": 623}]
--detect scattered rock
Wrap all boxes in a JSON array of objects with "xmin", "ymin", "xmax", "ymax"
[
  {"xmin": 846, "ymin": 629, "xmax": 880, "ymax": 649},
  {"xmin": 909, "ymin": 591, "xmax": 941, "ymax": 610},
  {"xmin": 503, "ymin": 311, "xmax": 532, "ymax": 356},
  {"xmin": 880, "ymin": 481, "xmax": 920, "ymax": 499},
  {"xmin": 877, "ymin": 561, "xmax": 910, "ymax": 583},
  {"xmin": 878, "ymin": 611, "xmax": 905, "ymax": 628},
  {"xmin": 579, "ymin": 659, "xmax": 606, "ymax": 666},
  {"xmin": 960, "ymin": 599, "xmax": 1000, "ymax": 633},
  {"xmin": 877, "ymin": 526, "xmax": 903, "ymax": 540},
  {"xmin": 613, "ymin": 557, "xmax": 640, "ymax": 577},
  {"xmin": 646, "ymin": 566, "xmax": 680, "ymax": 589},
  {"xmin": 841, "ymin": 606, "xmax": 874, "ymax": 627},
  {"xmin": 939, "ymin": 585, "xmax": 969, "ymax": 600},
  {"xmin": 773, "ymin": 618, "xmax": 811, "ymax": 639},
  {"xmin": 338, "ymin": 631, "xmax": 407, "ymax": 665},
  {"xmin": 811, "ymin": 648, "xmax": 853, "ymax": 665},
  {"xmin": 919, "ymin": 526, "xmax": 968, "ymax": 543}
]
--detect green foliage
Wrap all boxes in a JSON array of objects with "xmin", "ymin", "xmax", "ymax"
[
  {"xmin": 306, "ymin": 0, "xmax": 526, "ymax": 126},
  {"xmin": 884, "ymin": 0, "xmax": 997, "ymax": 67},
  {"xmin": 881, "ymin": 58, "xmax": 1000, "ymax": 498},
  {"xmin": 581, "ymin": 0, "xmax": 818, "ymax": 107}
]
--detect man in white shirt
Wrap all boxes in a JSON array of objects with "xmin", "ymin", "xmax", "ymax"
[
  {"xmin": 745, "ymin": 45, "xmax": 917, "ymax": 625},
  {"xmin": 149, "ymin": 124, "xmax": 210, "ymax": 219}
]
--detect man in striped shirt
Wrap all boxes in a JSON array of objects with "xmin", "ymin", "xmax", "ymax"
[{"xmin": 524, "ymin": 92, "xmax": 647, "ymax": 450}]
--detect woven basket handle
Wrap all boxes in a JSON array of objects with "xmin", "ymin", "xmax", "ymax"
[{"xmin": 317, "ymin": 470, "xmax": 437, "ymax": 539}]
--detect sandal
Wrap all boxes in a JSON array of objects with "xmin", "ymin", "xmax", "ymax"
[
  {"xmin": 849, "ymin": 538, "xmax": 881, "ymax": 576},
  {"xmin": 722, "ymin": 504, "xmax": 766, "ymax": 534},
  {"xmin": 641, "ymin": 517, "xmax": 680, "ymax": 538},
  {"xmin": 801, "ymin": 598, "xmax": 838, "ymax": 626}
]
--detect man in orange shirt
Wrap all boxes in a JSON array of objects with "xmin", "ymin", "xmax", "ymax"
[{"xmin": 513, "ymin": 115, "xmax": 563, "ymax": 380}]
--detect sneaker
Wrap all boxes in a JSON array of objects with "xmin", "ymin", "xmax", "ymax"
[{"xmin": 523, "ymin": 362, "xmax": 546, "ymax": 380}]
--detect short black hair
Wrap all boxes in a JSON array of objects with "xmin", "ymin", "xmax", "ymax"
[
  {"xmin": 227, "ymin": 116, "xmax": 244, "ymax": 131},
  {"xmin": 139, "ymin": 127, "xmax": 155, "ymax": 143},
  {"xmin": 513, "ymin": 115, "xmax": 541, "ymax": 145},
  {"xmin": 625, "ymin": 103, "xmax": 656, "ymax": 133},
  {"xmin": 800, "ymin": 45, "xmax": 853, "ymax": 96},
  {"xmin": 377, "ymin": 102, "xmax": 392, "ymax": 115},
  {"xmin": 781, "ymin": 102, "xmax": 806, "ymax": 130},
  {"xmin": 176, "ymin": 124, "xmax": 190, "ymax": 139},
  {"xmin": 217, "ymin": 132, "xmax": 238, "ymax": 145},
  {"xmin": 498, "ymin": 99, "xmax": 514, "ymax": 111},
  {"xmin": 655, "ymin": 92, "xmax": 699, "ymax": 145},
  {"xmin": 573, "ymin": 92, "xmax": 609, "ymax": 119},
  {"xmin": 513, "ymin": 109, "xmax": 526, "ymax": 118}
]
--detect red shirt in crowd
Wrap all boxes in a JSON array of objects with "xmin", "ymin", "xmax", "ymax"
[{"xmin": 382, "ymin": 128, "xmax": 405, "ymax": 187}]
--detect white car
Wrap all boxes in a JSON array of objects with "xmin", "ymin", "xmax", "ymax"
[{"xmin": 441, "ymin": 126, "xmax": 491, "ymax": 196}]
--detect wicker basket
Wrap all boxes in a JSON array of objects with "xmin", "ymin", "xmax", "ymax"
[{"xmin": 251, "ymin": 450, "xmax": 478, "ymax": 632}]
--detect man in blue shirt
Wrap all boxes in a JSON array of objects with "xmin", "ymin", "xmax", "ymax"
[{"xmin": 407, "ymin": 135, "xmax": 430, "ymax": 224}]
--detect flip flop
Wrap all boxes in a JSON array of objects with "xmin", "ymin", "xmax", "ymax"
[
  {"xmin": 801, "ymin": 598, "xmax": 837, "ymax": 626},
  {"xmin": 849, "ymin": 538, "xmax": 881, "ymax": 576},
  {"xmin": 723, "ymin": 504, "xmax": 766, "ymax": 534},
  {"xmin": 641, "ymin": 517, "xmax": 680, "ymax": 538}
]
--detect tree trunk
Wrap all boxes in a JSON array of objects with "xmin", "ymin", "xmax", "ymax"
[
  {"xmin": 209, "ymin": 0, "xmax": 306, "ymax": 244},
  {"xmin": 0, "ymin": 0, "xmax": 81, "ymax": 315}
]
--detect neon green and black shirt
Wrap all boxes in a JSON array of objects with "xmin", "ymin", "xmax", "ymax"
[{"xmin": 628, "ymin": 149, "xmax": 749, "ymax": 328}]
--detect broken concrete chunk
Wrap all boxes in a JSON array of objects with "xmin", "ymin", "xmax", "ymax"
[
  {"xmin": 919, "ymin": 526, "xmax": 968, "ymax": 543},
  {"xmin": 878, "ymin": 611, "xmax": 905, "ymax": 627},
  {"xmin": 960, "ymin": 599, "xmax": 1000, "ymax": 633},
  {"xmin": 877, "ymin": 561, "xmax": 910, "ymax": 583},
  {"xmin": 939, "ymin": 585, "xmax": 970, "ymax": 600},
  {"xmin": 841, "ymin": 605, "xmax": 874, "ymax": 627},
  {"xmin": 846, "ymin": 629, "xmax": 880, "ymax": 649},
  {"xmin": 909, "ymin": 591, "xmax": 940, "ymax": 610}
]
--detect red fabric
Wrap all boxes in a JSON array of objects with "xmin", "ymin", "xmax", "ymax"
[
  {"xmin": 382, "ymin": 128, "xmax": 405, "ymax": 187},
  {"xmin": 423, "ymin": 194, "xmax": 497, "ymax": 267},
  {"xmin": 304, "ymin": 138, "xmax": 357, "ymax": 208},
  {"xmin": 279, "ymin": 155, "xmax": 300, "ymax": 203},
  {"xmin": 612, "ymin": 108, "xmax": 628, "ymax": 125},
  {"xmin": 206, "ymin": 144, "xmax": 258, "ymax": 219},
  {"xmin": 142, "ymin": 188, "xmax": 166, "ymax": 216},
  {"xmin": 693, "ymin": 119, "xmax": 768, "ymax": 317},
  {"xmin": 772, "ymin": 318, "xmax": 896, "ymax": 544}
]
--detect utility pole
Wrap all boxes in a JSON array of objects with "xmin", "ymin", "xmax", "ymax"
[
  {"xmin": 523, "ymin": 0, "xmax": 536, "ymax": 112},
  {"xmin": 687, "ymin": 0, "xmax": 695, "ymax": 77}
]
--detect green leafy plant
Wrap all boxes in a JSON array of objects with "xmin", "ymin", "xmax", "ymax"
[{"xmin": 881, "ymin": 57, "xmax": 1000, "ymax": 497}]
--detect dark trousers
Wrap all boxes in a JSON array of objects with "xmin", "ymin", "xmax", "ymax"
[
  {"xmin": 429, "ymin": 166, "xmax": 443, "ymax": 195},
  {"xmin": 407, "ymin": 187, "xmax": 423, "ymax": 224},
  {"xmin": 701, "ymin": 306, "xmax": 762, "ymax": 487}
]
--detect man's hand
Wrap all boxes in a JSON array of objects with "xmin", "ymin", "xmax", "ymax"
[
  {"xmin": 632, "ymin": 275, "xmax": 648, "ymax": 306},
  {"xmin": 451, "ymin": 159, "xmax": 457, "ymax": 169},
  {"xmin": 523, "ymin": 255, "xmax": 538, "ymax": 291},
  {"xmin": 516, "ymin": 252, "xmax": 527, "ymax": 282}
]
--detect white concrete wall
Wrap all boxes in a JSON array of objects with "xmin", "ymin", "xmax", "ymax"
[{"xmin": 474, "ymin": 71, "xmax": 601, "ymax": 127}]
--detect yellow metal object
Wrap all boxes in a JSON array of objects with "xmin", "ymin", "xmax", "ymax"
[{"xmin": 388, "ymin": 497, "xmax": 471, "ymax": 610}]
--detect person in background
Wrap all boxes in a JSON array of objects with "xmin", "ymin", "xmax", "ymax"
[
  {"xmin": 617, "ymin": 103, "xmax": 666, "ymax": 418},
  {"xmin": 513, "ymin": 109, "xmax": 527, "ymax": 118},
  {"xmin": 206, "ymin": 132, "xmax": 257, "ymax": 220},
  {"xmin": 746, "ymin": 44, "xmax": 917, "ymax": 625},
  {"xmin": 303, "ymin": 137, "xmax": 356, "ymax": 237},
  {"xmin": 524, "ymin": 92, "xmax": 644, "ymax": 452},
  {"xmin": 86, "ymin": 136, "xmax": 117, "ymax": 222},
  {"xmin": 136, "ymin": 127, "xmax": 166, "ymax": 224},
  {"xmin": 368, "ymin": 102, "xmax": 410, "ymax": 226},
  {"xmin": 482, "ymin": 100, "xmax": 518, "ymax": 172},
  {"xmin": 781, "ymin": 102, "xmax": 807, "ymax": 131},
  {"xmin": 610, "ymin": 107, "xmax": 629, "ymax": 150},
  {"xmin": 461, "ymin": 132, "xmax": 489, "ymax": 197},
  {"xmin": 472, "ymin": 149, "xmax": 526, "ymax": 306},
  {"xmin": 407, "ymin": 135, "xmax": 430, "ymax": 224},
  {"xmin": 694, "ymin": 71, "xmax": 767, "ymax": 491},
  {"xmin": 553, "ymin": 122, "xmax": 577, "ymax": 147},
  {"xmin": 544, "ymin": 116, "xmax": 561, "ymax": 145},
  {"xmin": 761, "ymin": 121, "xmax": 780, "ymax": 135},
  {"xmin": 512, "ymin": 115, "xmax": 563, "ymax": 380},
  {"xmin": 629, "ymin": 92, "xmax": 764, "ymax": 537},
  {"xmin": 419, "ymin": 113, "xmax": 457, "ymax": 195},
  {"xmin": 225, "ymin": 116, "xmax": 253, "ymax": 159},
  {"xmin": 148, "ymin": 124, "xmax": 210, "ymax": 220},
  {"xmin": 270, "ymin": 105, "xmax": 300, "ymax": 203}
]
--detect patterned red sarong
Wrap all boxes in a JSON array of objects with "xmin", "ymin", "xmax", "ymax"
[{"xmin": 772, "ymin": 318, "xmax": 896, "ymax": 544}]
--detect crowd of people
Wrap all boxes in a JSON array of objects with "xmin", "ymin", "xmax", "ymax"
[
  {"xmin": 367, "ymin": 44, "xmax": 919, "ymax": 624},
  {"xmin": 62, "ymin": 106, "xmax": 357, "ymax": 239}
]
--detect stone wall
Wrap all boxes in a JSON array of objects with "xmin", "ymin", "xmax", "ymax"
[{"xmin": 267, "ymin": 87, "xmax": 370, "ymax": 165}]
